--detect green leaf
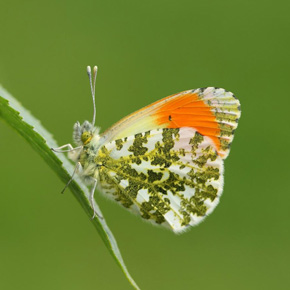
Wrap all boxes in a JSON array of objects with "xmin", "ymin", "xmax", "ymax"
[{"xmin": 0, "ymin": 86, "xmax": 141, "ymax": 290}]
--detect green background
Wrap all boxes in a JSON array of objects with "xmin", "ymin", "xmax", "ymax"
[{"xmin": 0, "ymin": 1, "xmax": 289, "ymax": 289}]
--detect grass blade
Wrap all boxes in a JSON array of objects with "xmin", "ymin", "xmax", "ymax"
[{"xmin": 0, "ymin": 86, "xmax": 140, "ymax": 290}]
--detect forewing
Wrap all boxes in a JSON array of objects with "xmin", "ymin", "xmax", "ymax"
[
  {"xmin": 96, "ymin": 127, "xmax": 224, "ymax": 233},
  {"xmin": 101, "ymin": 87, "xmax": 241, "ymax": 159}
]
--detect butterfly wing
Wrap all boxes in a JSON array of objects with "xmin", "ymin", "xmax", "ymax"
[
  {"xmin": 96, "ymin": 87, "xmax": 240, "ymax": 232},
  {"xmin": 96, "ymin": 127, "xmax": 224, "ymax": 233},
  {"xmin": 101, "ymin": 87, "xmax": 241, "ymax": 159}
]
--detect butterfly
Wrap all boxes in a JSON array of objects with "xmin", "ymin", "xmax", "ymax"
[{"xmin": 52, "ymin": 66, "xmax": 241, "ymax": 233}]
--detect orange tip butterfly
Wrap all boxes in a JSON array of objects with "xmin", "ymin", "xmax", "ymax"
[{"xmin": 52, "ymin": 66, "xmax": 241, "ymax": 233}]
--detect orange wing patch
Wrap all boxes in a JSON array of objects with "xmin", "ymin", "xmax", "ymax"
[
  {"xmin": 103, "ymin": 87, "xmax": 240, "ymax": 159},
  {"xmin": 154, "ymin": 92, "xmax": 221, "ymax": 152}
]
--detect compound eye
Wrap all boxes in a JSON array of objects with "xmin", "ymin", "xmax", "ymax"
[{"xmin": 81, "ymin": 131, "xmax": 92, "ymax": 144}]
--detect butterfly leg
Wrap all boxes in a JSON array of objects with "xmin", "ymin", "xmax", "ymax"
[
  {"xmin": 61, "ymin": 162, "xmax": 82, "ymax": 194},
  {"xmin": 90, "ymin": 177, "xmax": 103, "ymax": 219},
  {"xmin": 51, "ymin": 144, "xmax": 82, "ymax": 153}
]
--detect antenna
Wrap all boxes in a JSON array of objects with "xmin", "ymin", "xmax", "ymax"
[{"xmin": 87, "ymin": 65, "xmax": 98, "ymax": 126}]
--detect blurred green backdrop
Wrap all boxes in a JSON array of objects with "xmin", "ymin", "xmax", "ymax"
[{"xmin": 0, "ymin": 1, "xmax": 289, "ymax": 289}]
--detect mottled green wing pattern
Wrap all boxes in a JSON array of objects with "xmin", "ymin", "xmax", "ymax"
[{"xmin": 96, "ymin": 127, "xmax": 223, "ymax": 233}]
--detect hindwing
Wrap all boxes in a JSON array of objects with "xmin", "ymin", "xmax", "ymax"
[{"xmin": 96, "ymin": 127, "xmax": 224, "ymax": 233}]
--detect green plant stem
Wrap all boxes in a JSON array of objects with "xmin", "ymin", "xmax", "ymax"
[{"xmin": 0, "ymin": 86, "xmax": 141, "ymax": 290}]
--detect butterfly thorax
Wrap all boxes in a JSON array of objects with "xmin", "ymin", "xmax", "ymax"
[
  {"xmin": 72, "ymin": 120, "xmax": 99, "ymax": 146},
  {"xmin": 68, "ymin": 120, "xmax": 103, "ymax": 181}
]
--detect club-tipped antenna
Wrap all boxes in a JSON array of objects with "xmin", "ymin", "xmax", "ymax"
[{"xmin": 87, "ymin": 65, "xmax": 98, "ymax": 126}]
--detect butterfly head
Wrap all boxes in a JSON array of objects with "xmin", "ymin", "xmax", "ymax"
[{"xmin": 73, "ymin": 121, "xmax": 99, "ymax": 146}]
